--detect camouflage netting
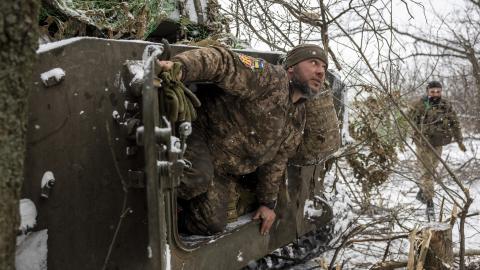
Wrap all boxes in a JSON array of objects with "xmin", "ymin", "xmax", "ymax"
[
  {"xmin": 40, "ymin": 0, "xmax": 164, "ymax": 40},
  {"xmin": 39, "ymin": 0, "xmax": 231, "ymax": 43},
  {"xmin": 346, "ymin": 88, "xmax": 410, "ymax": 208}
]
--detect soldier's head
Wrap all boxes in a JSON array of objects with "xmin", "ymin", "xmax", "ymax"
[
  {"xmin": 426, "ymin": 80, "xmax": 442, "ymax": 103},
  {"xmin": 285, "ymin": 44, "xmax": 327, "ymax": 102}
]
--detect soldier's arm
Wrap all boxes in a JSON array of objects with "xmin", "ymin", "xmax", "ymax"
[
  {"xmin": 407, "ymin": 101, "xmax": 422, "ymax": 142},
  {"xmin": 171, "ymin": 46, "xmax": 283, "ymax": 98},
  {"xmin": 251, "ymin": 151, "xmax": 289, "ymax": 235},
  {"xmin": 446, "ymin": 102, "xmax": 463, "ymax": 143},
  {"xmin": 407, "ymin": 101, "xmax": 421, "ymax": 126},
  {"xmin": 256, "ymin": 151, "xmax": 288, "ymax": 209}
]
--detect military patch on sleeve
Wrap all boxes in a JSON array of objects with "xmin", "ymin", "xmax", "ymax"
[{"xmin": 238, "ymin": 53, "xmax": 265, "ymax": 71}]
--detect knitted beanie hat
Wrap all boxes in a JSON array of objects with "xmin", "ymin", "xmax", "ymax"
[
  {"xmin": 427, "ymin": 80, "xmax": 442, "ymax": 89},
  {"xmin": 285, "ymin": 44, "xmax": 328, "ymax": 68}
]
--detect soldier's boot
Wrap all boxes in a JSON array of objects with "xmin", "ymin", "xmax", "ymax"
[
  {"xmin": 305, "ymin": 195, "xmax": 333, "ymax": 228},
  {"xmin": 416, "ymin": 189, "xmax": 427, "ymax": 204},
  {"xmin": 426, "ymin": 199, "xmax": 435, "ymax": 222}
]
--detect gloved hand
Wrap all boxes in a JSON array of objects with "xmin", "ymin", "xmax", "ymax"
[
  {"xmin": 156, "ymin": 60, "xmax": 182, "ymax": 81},
  {"xmin": 458, "ymin": 141, "xmax": 467, "ymax": 152}
]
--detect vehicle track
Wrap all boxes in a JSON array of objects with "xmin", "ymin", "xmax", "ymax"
[{"xmin": 243, "ymin": 224, "xmax": 333, "ymax": 270}]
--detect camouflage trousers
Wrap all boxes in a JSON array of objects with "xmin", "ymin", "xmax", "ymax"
[
  {"xmin": 177, "ymin": 127, "xmax": 240, "ymax": 235},
  {"xmin": 415, "ymin": 142, "xmax": 443, "ymax": 201},
  {"xmin": 178, "ymin": 177, "xmax": 235, "ymax": 235}
]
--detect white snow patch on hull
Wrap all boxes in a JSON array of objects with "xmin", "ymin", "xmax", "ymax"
[{"xmin": 16, "ymin": 230, "xmax": 48, "ymax": 270}]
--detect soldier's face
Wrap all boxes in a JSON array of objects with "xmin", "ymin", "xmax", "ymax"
[
  {"xmin": 289, "ymin": 58, "xmax": 326, "ymax": 99},
  {"xmin": 427, "ymin": 87, "xmax": 442, "ymax": 102}
]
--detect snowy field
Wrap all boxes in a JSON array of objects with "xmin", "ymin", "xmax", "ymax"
[{"xmin": 295, "ymin": 136, "xmax": 480, "ymax": 269}]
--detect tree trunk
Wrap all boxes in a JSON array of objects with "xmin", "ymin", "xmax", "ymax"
[
  {"xmin": 0, "ymin": 1, "xmax": 39, "ymax": 269},
  {"xmin": 424, "ymin": 224, "xmax": 454, "ymax": 269},
  {"xmin": 409, "ymin": 224, "xmax": 454, "ymax": 270}
]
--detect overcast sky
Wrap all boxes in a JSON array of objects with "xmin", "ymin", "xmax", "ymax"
[
  {"xmin": 220, "ymin": 0, "xmax": 468, "ymax": 51},
  {"xmin": 219, "ymin": 0, "xmax": 474, "ymax": 91}
]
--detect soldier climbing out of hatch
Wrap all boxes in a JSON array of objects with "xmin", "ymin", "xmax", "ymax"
[
  {"xmin": 156, "ymin": 44, "xmax": 329, "ymax": 236},
  {"xmin": 408, "ymin": 80, "xmax": 466, "ymax": 220}
]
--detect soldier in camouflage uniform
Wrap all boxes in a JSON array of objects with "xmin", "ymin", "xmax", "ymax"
[
  {"xmin": 409, "ymin": 81, "xmax": 466, "ymax": 218},
  {"xmin": 157, "ymin": 44, "xmax": 328, "ymax": 235}
]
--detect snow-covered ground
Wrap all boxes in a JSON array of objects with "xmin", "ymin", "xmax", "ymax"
[
  {"xmin": 16, "ymin": 134, "xmax": 479, "ymax": 269},
  {"xmin": 296, "ymin": 136, "xmax": 480, "ymax": 269}
]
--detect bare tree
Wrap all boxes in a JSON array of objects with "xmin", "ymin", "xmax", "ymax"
[
  {"xmin": 392, "ymin": 1, "xmax": 480, "ymax": 132},
  {"xmin": 221, "ymin": 1, "xmax": 479, "ymax": 269}
]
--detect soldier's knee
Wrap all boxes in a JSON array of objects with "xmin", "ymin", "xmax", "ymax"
[
  {"xmin": 205, "ymin": 219, "xmax": 227, "ymax": 234},
  {"xmin": 199, "ymin": 208, "xmax": 228, "ymax": 234},
  {"xmin": 178, "ymin": 166, "xmax": 215, "ymax": 200},
  {"xmin": 178, "ymin": 174, "xmax": 213, "ymax": 200},
  {"xmin": 185, "ymin": 213, "xmax": 227, "ymax": 235}
]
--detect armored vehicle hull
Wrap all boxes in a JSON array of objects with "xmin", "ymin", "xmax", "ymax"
[{"xmin": 22, "ymin": 38, "xmax": 340, "ymax": 270}]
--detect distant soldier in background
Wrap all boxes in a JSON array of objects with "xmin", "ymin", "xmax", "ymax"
[{"xmin": 409, "ymin": 80, "xmax": 466, "ymax": 220}]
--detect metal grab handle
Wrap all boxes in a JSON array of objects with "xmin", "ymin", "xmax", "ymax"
[{"xmin": 141, "ymin": 43, "xmax": 168, "ymax": 270}]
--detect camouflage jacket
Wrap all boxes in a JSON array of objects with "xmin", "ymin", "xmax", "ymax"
[
  {"xmin": 289, "ymin": 87, "xmax": 341, "ymax": 166},
  {"xmin": 409, "ymin": 96, "xmax": 463, "ymax": 147},
  {"xmin": 172, "ymin": 46, "xmax": 305, "ymax": 205}
]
